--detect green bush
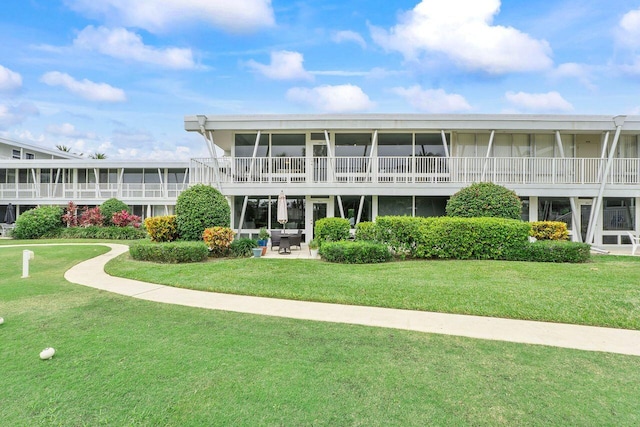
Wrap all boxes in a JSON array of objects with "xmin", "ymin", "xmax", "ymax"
[
  {"xmin": 415, "ymin": 217, "xmax": 531, "ymax": 260},
  {"xmin": 320, "ymin": 240, "xmax": 392, "ymax": 264},
  {"xmin": 58, "ymin": 226, "xmax": 147, "ymax": 240},
  {"xmin": 512, "ymin": 240, "xmax": 591, "ymax": 263},
  {"xmin": 145, "ymin": 215, "xmax": 179, "ymax": 242},
  {"xmin": 446, "ymin": 182, "xmax": 522, "ymax": 220},
  {"xmin": 314, "ymin": 217, "xmax": 351, "ymax": 242},
  {"xmin": 176, "ymin": 184, "xmax": 230, "ymax": 241},
  {"xmin": 12, "ymin": 206, "xmax": 63, "ymax": 239},
  {"xmin": 100, "ymin": 198, "xmax": 130, "ymax": 226},
  {"xmin": 129, "ymin": 241, "xmax": 209, "ymax": 263},
  {"xmin": 230, "ymin": 238, "xmax": 258, "ymax": 257},
  {"xmin": 354, "ymin": 221, "xmax": 377, "ymax": 241},
  {"xmin": 530, "ymin": 221, "xmax": 569, "ymax": 241},
  {"xmin": 375, "ymin": 216, "xmax": 430, "ymax": 256}
]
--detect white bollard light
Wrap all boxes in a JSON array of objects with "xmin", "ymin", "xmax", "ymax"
[{"xmin": 22, "ymin": 250, "xmax": 35, "ymax": 278}]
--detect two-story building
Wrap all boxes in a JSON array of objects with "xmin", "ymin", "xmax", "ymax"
[{"xmin": 185, "ymin": 114, "xmax": 640, "ymax": 246}]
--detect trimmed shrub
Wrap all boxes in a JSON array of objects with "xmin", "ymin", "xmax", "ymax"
[
  {"xmin": 100, "ymin": 198, "xmax": 130, "ymax": 226},
  {"xmin": 355, "ymin": 221, "xmax": 377, "ymax": 242},
  {"xmin": 375, "ymin": 216, "xmax": 430, "ymax": 256},
  {"xmin": 446, "ymin": 182, "xmax": 522, "ymax": 220},
  {"xmin": 202, "ymin": 226, "xmax": 235, "ymax": 257},
  {"xmin": 145, "ymin": 215, "xmax": 179, "ymax": 242},
  {"xmin": 415, "ymin": 217, "xmax": 531, "ymax": 260},
  {"xmin": 129, "ymin": 240, "xmax": 209, "ymax": 263},
  {"xmin": 79, "ymin": 206, "xmax": 104, "ymax": 226},
  {"xmin": 13, "ymin": 206, "xmax": 63, "ymax": 239},
  {"xmin": 176, "ymin": 184, "xmax": 230, "ymax": 241},
  {"xmin": 320, "ymin": 240, "xmax": 392, "ymax": 264},
  {"xmin": 513, "ymin": 240, "xmax": 590, "ymax": 263},
  {"xmin": 230, "ymin": 238, "xmax": 258, "ymax": 257},
  {"xmin": 111, "ymin": 210, "xmax": 142, "ymax": 228},
  {"xmin": 57, "ymin": 226, "xmax": 147, "ymax": 240},
  {"xmin": 530, "ymin": 221, "xmax": 569, "ymax": 241},
  {"xmin": 314, "ymin": 217, "xmax": 350, "ymax": 242}
]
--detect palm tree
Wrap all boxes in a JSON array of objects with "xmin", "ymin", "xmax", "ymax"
[
  {"xmin": 89, "ymin": 152, "xmax": 107, "ymax": 159},
  {"xmin": 56, "ymin": 144, "xmax": 71, "ymax": 152}
]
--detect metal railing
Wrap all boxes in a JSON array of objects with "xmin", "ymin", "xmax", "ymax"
[
  {"xmin": 190, "ymin": 156, "xmax": 640, "ymax": 186},
  {"xmin": 0, "ymin": 183, "xmax": 187, "ymax": 200}
]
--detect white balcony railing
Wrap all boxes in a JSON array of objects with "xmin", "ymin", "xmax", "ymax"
[
  {"xmin": 0, "ymin": 182, "xmax": 187, "ymax": 200},
  {"xmin": 190, "ymin": 156, "xmax": 640, "ymax": 186}
]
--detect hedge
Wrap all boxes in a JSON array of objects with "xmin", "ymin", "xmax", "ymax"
[
  {"xmin": 230, "ymin": 238, "xmax": 258, "ymax": 257},
  {"xmin": 12, "ymin": 206, "xmax": 63, "ymax": 239},
  {"xmin": 57, "ymin": 226, "xmax": 147, "ymax": 240},
  {"xmin": 512, "ymin": 240, "xmax": 591, "ymax": 263},
  {"xmin": 129, "ymin": 241, "xmax": 209, "ymax": 263},
  {"xmin": 319, "ymin": 240, "xmax": 392, "ymax": 264},
  {"xmin": 354, "ymin": 221, "xmax": 377, "ymax": 242},
  {"xmin": 314, "ymin": 217, "xmax": 351, "ymax": 242},
  {"xmin": 415, "ymin": 217, "xmax": 531, "ymax": 260},
  {"xmin": 374, "ymin": 216, "xmax": 431, "ymax": 256},
  {"xmin": 530, "ymin": 221, "xmax": 569, "ymax": 241}
]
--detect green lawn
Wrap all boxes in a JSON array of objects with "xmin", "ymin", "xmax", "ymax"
[
  {"xmin": 105, "ymin": 253, "xmax": 640, "ymax": 330},
  {"xmin": 1, "ymin": 244, "xmax": 639, "ymax": 426}
]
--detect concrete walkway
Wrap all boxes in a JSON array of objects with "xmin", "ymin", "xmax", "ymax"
[{"xmin": 5, "ymin": 243, "xmax": 640, "ymax": 356}]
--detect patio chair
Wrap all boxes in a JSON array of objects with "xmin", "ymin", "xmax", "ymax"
[
  {"xmin": 627, "ymin": 231, "xmax": 640, "ymax": 255},
  {"xmin": 270, "ymin": 230, "xmax": 282, "ymax": 251},
  {"xmin": 289, "ymin": 229, "xmax": 303, "ymax": 250}
]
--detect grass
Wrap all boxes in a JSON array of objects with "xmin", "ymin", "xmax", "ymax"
[
  {"xmin": 1, "ymin": 244, "xmax": 639, "ymax": 426},
  {"xmin": 105, "ymin": 254, "xmax": 640, "ymax": 330}
]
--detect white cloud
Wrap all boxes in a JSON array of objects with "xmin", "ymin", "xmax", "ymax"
[
  {"xmin": 64, "ymin": 0, "xmax": 275, "ymax": 34},
  {"xmin": 0, "ymin": 102, "xmax": 39, "ymax": 129},
  {"xmin": 392, "ymin": 86, "xmax": 472, "ymax": 113},
  {"xmin": 505, "ymin": 91, "xmax": 573, "ymax": 112},
  {"xmin": 286, "ymin": 84, "xmax": 375, "ymax": 113},
  {"xmin": 617, "ymin": 8, "xmax": 640, "ymax": 48},
  {"xmin": 74, "ymin": 26, "xmax": 196, "ymax": 69},
  {"xmin": 0, "ymin": 65, "xmax": 22, "ymax": 92},
  {"xmin": 46, "ymin": 123, "xmax": 96, "ymax": 139},
  {"xmin": 246, "ymin": 51, "xmax": 313, "ymax": 81},
  {"xmin": 332, "ymin": 30, "xmax": 367, "ymax": 48},
  {"xmin": 550, "ymin": 63, "xmax": 595, "ymax": 90},
  {"xmin": 370, "ymin": 0, "xmax": 552, "ymax": 74},
  {"xmin": 41, "ymin": 71, "xmax": 127, "ymax": 102}
]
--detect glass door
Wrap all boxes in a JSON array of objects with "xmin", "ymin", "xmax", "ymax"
[
  {"xmin": 579, "ymin": 200, "xmax": 593, "ymax": 243},
  {"xmin": 311, "ymin": 202, "xmax": 327, "ymax": 238}
]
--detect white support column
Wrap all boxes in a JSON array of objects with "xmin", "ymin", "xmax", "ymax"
[
  {"xmin": 157, "ymin": 168, "xmax": 166, "ymax": 198},
  {"xmin": 247, "ymin": 131, "xmax": 262, "ymax": 184},
  {"xmin": 586, "ymin": 116, "xmax": 626, "ymax": 244},
  {"xmin": 336, "ymin": 195, "xmax": 345, "ymax": 218},
  {"xmin": 118, "ymin": 168, "xmax": 124, "ymax": 198},
  {"xmin": 555, "ymin": 131, "xmax": 581, "ymax": 242},
  {"xmin": 324, "ymin": 130, "xmax": 334, "ymax": 182},
  {"xmin": 356, "ymin": 195, "xmax": 365, "ymax": 225},
  {"xmin": 93, "ymin": 168, "xmax": 100, "ymax": 199},
  {"xmin": 441, "ymin": 130, "xmax": 450, "ymax": 158},
  {"xmin": 30, "ymin": 168, "xmax": 39, "ymax": 198},
  {"xmin": 237, "ymin": 195, "xmax": 249, "ymax": 235},
  {"xmin": 480, "ymin": 130, "xmax": 495, "ymax": 181},
  {"xmin": 365, "ymin": 130, "xmax": 378, "ymax": 182}
]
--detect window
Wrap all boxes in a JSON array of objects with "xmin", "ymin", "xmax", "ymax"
[
  {"xmin": 25, "ymin": 153, "xmax": 35, "ymax": 159},
  {"xmin": 378, "ymin": 133, "xmax": 412, "ymax": 156},
  {"xmin": 12, "ymin": 149, "xmax": 20, "ymax": 159},
  {"xmin": 335, "ymin": 196, "xmax": 372, "ymax": 226},
  {"xmin": 335, "ymin": 133, "xmax": 372, "ymax": 157},
  {"xmin": 378, "ymin": 196, "xmax": 412, "ymax": 216},
  {"xmin": 603, "ymin": 198, "xmax": 635, "ymax": 230},
  {"xmin": 415, "ymin": 133, "xmax": 448, "ymax": 157},
  {"xmin": 539, "ymin": 198, "xmax": 572, "ymax": 229},
  {"xmin": 235, "ymin": 133, "xmax": 269, "ymax": 157},
  {"xmin": 415, "ymin": 197, "xmax": 447, "ymax": 217}
]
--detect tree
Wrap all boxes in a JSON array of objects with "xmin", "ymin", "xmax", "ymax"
[
  {"xmin": 175, "ymin": 184, "xmax": 230, "ymax": 241},
  {"xmin": 89, "ymin": 152, "xmax": 107, "ymax": 159},
  {"xmin": 56, "ymin": 144, "xmax": 71, "ymax": 152}
]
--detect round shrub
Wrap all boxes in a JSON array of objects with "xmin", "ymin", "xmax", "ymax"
[
  {"xmin": 320, "ymin": 240, "xmax": 392, "ymax": 264},
  {"xmin": 314, "ymin": 217, "xmax": 350, "ymax": 242},
  {"xmin": 129, "ymin": 241, "xmax": 209, "ymax": 263},
  {"xmin": 176, "ymin": 184, "xmax": 230, "ymax": 241},
  {"xmin": 13, "ymin": 206, "xmax": 63, "ymax": 239},
  {"xmin": 100, "ymin": 198, "xmax": 130, "ymax": 225},
  {"xmin": 446, "ymin": 182, "xmax": 522, "ymax": 220}
]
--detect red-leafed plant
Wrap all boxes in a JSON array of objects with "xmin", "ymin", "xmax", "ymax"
[
  {"xmin": 111, "ymin": 210, "xmax": 142, "ymax": 228},
  {"xmin": 79, "ymin": 206, "xmax": 104, "ymax": 227},
  {"xmin": 61, "ymin": 201, "xmax": 79, "ymax": 227}
]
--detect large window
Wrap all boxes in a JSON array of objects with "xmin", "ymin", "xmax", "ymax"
[
  {"xmin": 271, "ymin": 134, "xmax": 305, "ymax": 157},
  {"xmin": 415, "ymin": 197, "xmax": 447, "ymax": 217},
  {"xmin": 539, "ymin": 198, "xmax": 572, "ymax": 229},
  {"xmin": 603, "ymin": 198, "xmax": 635, "ymax": 230},
  {"xmin": 415, "ymin": 133, "xmax": 448, "ymax": 157},
  {"xmin": 378, "ymin": 133, "xmax": 412, "ymax": 156},
  {"xmin": 335, "ymin": 133, "xmax": 372, "ymax": 157},
  {"xmin": 378, "ymin": 196, "xmax": 413, "ymax": 216},
  {"xmin": 235, "ymin": 133, "xmax": 269, "ymax": 157},
  {"xmin": 335, "ymin": 196, "xmax": 372, "ymax": 226}
]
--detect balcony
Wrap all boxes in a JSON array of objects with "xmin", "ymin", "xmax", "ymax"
[
  {"xmin": 190, "ymin": 156, "xmax": 640, "ymax": 187},
  {"xmin": 0, "ymin": 182, "xmax": 188, "ymax": 201}
]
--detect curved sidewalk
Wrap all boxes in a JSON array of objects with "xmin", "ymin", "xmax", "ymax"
[{"xmin": 24, "ymin": 243, "xmax": 640, "ymax": 357}]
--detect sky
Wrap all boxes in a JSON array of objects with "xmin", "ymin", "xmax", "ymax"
[{"xmin": 1, "ymin": 0, "xmax": 640, "ymax": 160}]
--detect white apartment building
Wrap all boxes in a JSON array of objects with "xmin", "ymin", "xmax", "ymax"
[{"xmin": 185, "ymin": 114, "xmax": 640, "ymax": 246}]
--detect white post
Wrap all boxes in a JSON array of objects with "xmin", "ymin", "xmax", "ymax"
[
  {"xmin": 480, "ymin": 130, "xmax": 495, "ymax": 181},
  {"xmin": 22, "ymin": 250, "xmax": 34, "ymax": 278}
]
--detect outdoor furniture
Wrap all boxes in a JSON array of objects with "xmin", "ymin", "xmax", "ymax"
[
  {"xmin": 289, "ymin": 229, "xmax": 303, "ymax": 250},
  {"xmin": 1, "ymin": 223, "xmax": 15, "ymax": 237},
  {"xmin": 278, "ymin": 235, "xmax": 291, "ymax": 254},
  {"xmin": 270, "ymin": 230, "xmax": 282, "ymax": 251},
  {"xmin": 627, "ymin": 231, "xmax": 640, "ymax": 255}
]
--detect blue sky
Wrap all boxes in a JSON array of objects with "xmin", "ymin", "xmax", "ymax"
[{"xmin": 1, "ymin": 0, "xmax": 640, "ymax": 160}]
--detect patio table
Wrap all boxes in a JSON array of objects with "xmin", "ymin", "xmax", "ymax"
[{"xmin": 278, "ymin": 235, "xmax": 291, "ymax": 254}]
